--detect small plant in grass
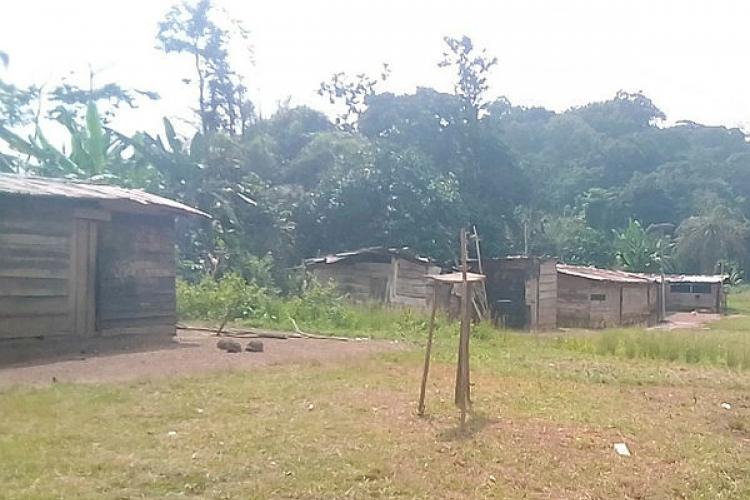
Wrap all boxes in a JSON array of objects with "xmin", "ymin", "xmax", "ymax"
[
  {"xmin": 623, "ymin": 335, "xmax": 638, "ymax": 359},
  {"xmin": 596, "ymin": 332, "xmax": 620, "ymax": 356}
]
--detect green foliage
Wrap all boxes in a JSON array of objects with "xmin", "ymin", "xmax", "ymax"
[
  {"xmin": 283, "ymin": 279, "xmax": 351, "ymax": 327},
  {"xmin": 438, "ymin": 35, "xmax": 497, "ymax": 120},
  {"xmin": 177, "ymin": 273, "xmax": 273, "ymax": 323},
  {"xmin": 613, "ymin": 219, "xmax": 670, "ymax": 273},
  {"xmin": 4, "ymin": 24, "xmax": 750, "ymax": 288},
  {"xmin": 532, "ymin": 215, "xmax": 612, "ymax": 266},
  {"xmin": 318, "ymin": 64, "xmax": 390, "ymax": 131},
  {"xmin": 556, "ymin": 324, "xmax": 750, "ymax": 370},
  {"xmin": 48, "ymin": 79, "xmax": 159, "ymax": 123},
  {"xmin": 675, "ymin": 205, "xmax": 749, "ymax": 274},
  {"xmin": 157, "ymin": 0, "xmax": 253, "ymax": 135}
]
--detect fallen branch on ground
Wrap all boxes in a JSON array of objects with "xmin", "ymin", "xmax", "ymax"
[{"xmin": 176, "ymin": 323, "xmax": 350, "ymax": 341}]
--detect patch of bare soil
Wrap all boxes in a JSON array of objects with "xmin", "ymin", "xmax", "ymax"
[
  {"xmin": 0, "ymin": 329, "xmax": 402, "ymax": 387},
  {"xmin": 651, "ymin": 312, "xmax": 723, "ymax": 330}
]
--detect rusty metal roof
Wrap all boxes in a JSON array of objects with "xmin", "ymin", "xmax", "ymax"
[
  {"xmin": 0, "ymin": 173, "xmax": 208, "ymax": 217},
  {"xmin": 557, "ymin": 264, "xmax": 656, "ymax": 284}
]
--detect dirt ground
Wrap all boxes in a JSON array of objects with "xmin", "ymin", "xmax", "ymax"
[
  {"xmin": 651, "ymin": 311, "xmax": 723, "ymax": 330},
  {"xmin": 0, "ymin": 329, "xmax": 402, "ymax": 387}
]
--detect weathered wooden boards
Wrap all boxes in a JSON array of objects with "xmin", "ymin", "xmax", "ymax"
[
  {"xmin": 483, "ymin": 257, "xmax": 558, "ymax": 331},
  {"xmin": 557, "ymin": 273, "xmax": 658, "ymax": 328},
  {"xmin": 455, "ymin": 228, "xmax": 471, "ymax": 428},
  {"xmin": 0, "ymin": 200, "xmax": 75, "ymax": 339},
  {"xmin": 96, "ymin": 213, "xmax": 177, "ymax": 336},
  {"xmin": 0, "ymin": 199, "xmax": 179, "ymax": 343},
  {"xmin": 309, "ymin": 256, "xmax": 440, "ymax": 309}
]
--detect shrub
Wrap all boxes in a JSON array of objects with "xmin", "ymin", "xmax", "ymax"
[
  {"xmin": 284, "ymin": 279, "xmax": 351, "ymax": 327},
  {"xmin": 177, "ymin": 273, "xmax": 273, "ymax": 323}
]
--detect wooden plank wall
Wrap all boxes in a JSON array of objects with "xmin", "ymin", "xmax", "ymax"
[
  {"xmin": 0, "ymin": 199, "xmax": 75, "ymax": 340},
  {"xmin": 310, "ymin": 262, "xmax": 393, "ymax": 303},
  {"xmin": 557, "ymin": 274, "xmax": 592, "ymax": 328},
  {"xmin": 558, "ymin": 273, "xmax": 657, "ymax": 328},
  {"xmin": 483, "ymin": 259, "xmax": 530, "ymax": 328},
  {"xmin": 536, "ymin": 260, "xmax": 558, "ymax": 330},
  {"xmin": 620, "ymin": 284, "xmax": 653, "ymax": 325},
  {"xmin": 588, "ymin": 282, "xmax": 623, "ymax": 328},
  {"xmin": 665, "ymin": 284, "xmax": 722, "ymax": 312},
  {"xmin": 96, "ymin": 213, "xmax": 177, "ymax": 336},
  {"xmin": 393, "ymin": 259, "xmax": 438, "ymax": 308},
  {"xmin": 310, "ymin": 258, "xmax": 436, "ymax": 309}
]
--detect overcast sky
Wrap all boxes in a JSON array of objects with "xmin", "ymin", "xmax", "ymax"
[{"xmin": 2, "ymin": 0, "xmax": 750, "ymax": 137}]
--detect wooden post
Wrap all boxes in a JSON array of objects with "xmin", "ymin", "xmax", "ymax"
[
  {"xmin": 455, "ymin": 228, "xmax": 471, "ymax": 429},
  {"xmin": 417, "ymin": 285, "xmax": 439, "ymax": 416}
]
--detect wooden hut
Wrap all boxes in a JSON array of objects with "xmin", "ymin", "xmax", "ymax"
[
  {"xmin": 0, "ymin": 174, "xmax": 206, "ymax": 358},
  {"xmin": 304, "ymin": 247, "xmax": 441, "ymax": 309},
  {"xmin": 557, "ymin": 264, "xmax": 659, "ymax": 328},
  {"xmin": 663, "ymin": 275, "xmax": 727, "ymax": 313},
  {"xmin": 482, "ymin": 256, "xmax": 557, "ymax": 331}
]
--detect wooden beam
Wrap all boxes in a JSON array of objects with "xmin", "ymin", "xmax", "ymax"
[{"xmin": 417, "ymin": 285, "xmax": 438, "ymax": 416}]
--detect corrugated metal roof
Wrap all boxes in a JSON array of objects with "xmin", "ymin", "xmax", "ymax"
[
  {"xmin": 305, "ymin": 246, "xmax": 432, "ymax": 266},
  {"xmin": 557, "ymin": 264, "xmax": 656, "ymax": 284},
  {"xmin": 0, "ymin": 173, "xmax": 208, "ymax": 217},
  {"xmin": 663, "ymin": 274, "xmax": 727, "ymax": 284}
]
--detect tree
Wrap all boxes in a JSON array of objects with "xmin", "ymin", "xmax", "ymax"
[
  {"xmin": 48, "ymin": 70, "xmax": 159, "ymax": 123},
  {"xmin": 613, "ymin": 219, "xmax": 670, "ymax": 273},
  {"xmin": 438, "ymin": 35, "xmax": 497, "ymax": 121},
  {"xmin": 674, "ymin": 205, "xmax": 748, "ymax": 274},
  {"xmin": 317, "ymin": 63, "xmax": 390, "ymax": 131},
  {"xmin": 0, "ymin": 52, "xmax": 38, "ymax": 129},
  {"xmin": 157, "ymin": 0, "xmax": 253, "ymax": 135},
  {"xmin": 0, "ymin": 101, "xmax": 136, "ymax": 180}
]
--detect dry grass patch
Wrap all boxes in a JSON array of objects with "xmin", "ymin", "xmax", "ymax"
[{"xmin": 3, "ymin": 347, "xmax": 750, "ymax": 499}]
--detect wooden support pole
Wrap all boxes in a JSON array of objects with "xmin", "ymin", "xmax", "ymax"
[
  {"xmin": 455, "ymin": 228, "xmax": 471, "ymax": 429},
  {"xmin": 417, "ymin": 285, "xmax": 439, "ymax": 416}
]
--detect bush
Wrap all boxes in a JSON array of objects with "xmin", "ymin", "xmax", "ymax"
[
  {"xmin": 284, "ymin": 279, "xmax": 352, "ymax": 327},
  {"xmin": 177, "ymin": 273, "xmax": 274, "ymax": 323}
]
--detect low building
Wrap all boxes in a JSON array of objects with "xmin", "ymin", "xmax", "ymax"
[
  {"xmin": 0, "ymin": 174, "xmax": 206, "ymax": 359},
  {"xmin": 663, "ymin": 275, "xmax": 727, "ymax": 313},
  {"xmin": 482, "ymin": 256, "xmax": 557, "ymax": 331},
  {"xmin": 304, "ymin": 247, "xmax": 441, "ymax": 309},
  {"xmin": 557, "ymin": 264, "xmax": 659, "ymax": 328}
]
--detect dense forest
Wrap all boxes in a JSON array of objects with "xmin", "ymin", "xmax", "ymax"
[{"xmin": 1, "ymin": 0, "xmax": 749, "ymax": 290}]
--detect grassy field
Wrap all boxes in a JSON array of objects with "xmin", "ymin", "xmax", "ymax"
[{"xmin": 3, "ymin": 296, "xmax": 750, "ymax": 498}]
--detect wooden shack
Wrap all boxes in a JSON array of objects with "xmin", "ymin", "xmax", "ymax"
[
  {"xmin": 482, "ymin": 256, "xmax": 557, "ymax": 331},
  {"xmin": 557, "ymin": 264, "xmax": 659, "ymax": 328},
  {"xmin": 305, "ymin": 247, "xmax": 441, "ymax": 309},
  {"xmin": 663, "ymin": 275, "xmax": 726, "ymax": 313},
  {"xmin": 0, "ymin": 174, "xmax": 206, "ymax": 357}
]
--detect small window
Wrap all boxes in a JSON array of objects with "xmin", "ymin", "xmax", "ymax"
[
  {"xmin": 590, "ymin": 293, "xmax": 606, "ymax": 301},
  {"xmin": 691, "ymin": 283, "xmax": 711, "ymax": 294},
  {"xmin": 670, "ymin": 283, "xmax": 712, "ymax": 294}
]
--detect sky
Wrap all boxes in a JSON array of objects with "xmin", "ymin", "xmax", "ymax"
[{"xmin": 2, "ymin": 0, "xmax": 750, "ymax": 138}]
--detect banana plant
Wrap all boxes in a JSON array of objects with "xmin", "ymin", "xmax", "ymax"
[
  {"xmin": 0, "ymin": 101, "xmax": 131, "ymax": 180},
  {"xmin": 120, "ymin": 117, "xmax": 259, "ymax": 224}
]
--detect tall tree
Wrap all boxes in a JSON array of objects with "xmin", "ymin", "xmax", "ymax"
[
  {"xmin": 675, "ymin": 206, "xmax": 748, "ymax": 274},
  {"xmin": 318, "ymin": 63, "xmax": 390, "ymax": 131},
  {"xmin": 438, "ymin": 35, "xmax": 497, "ymax": 122},
  {"xmin": 157, "ymin": 0, "xmax": 253, "ymax": 135}
]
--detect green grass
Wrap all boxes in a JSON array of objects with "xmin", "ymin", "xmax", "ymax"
[
  {"xmin": 551, "ymin": 304, "xmax": 750, "ymax": 371},
  {"xmin": 3, "ymin": 293, "xmax": 750, "ymax": 498}
]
